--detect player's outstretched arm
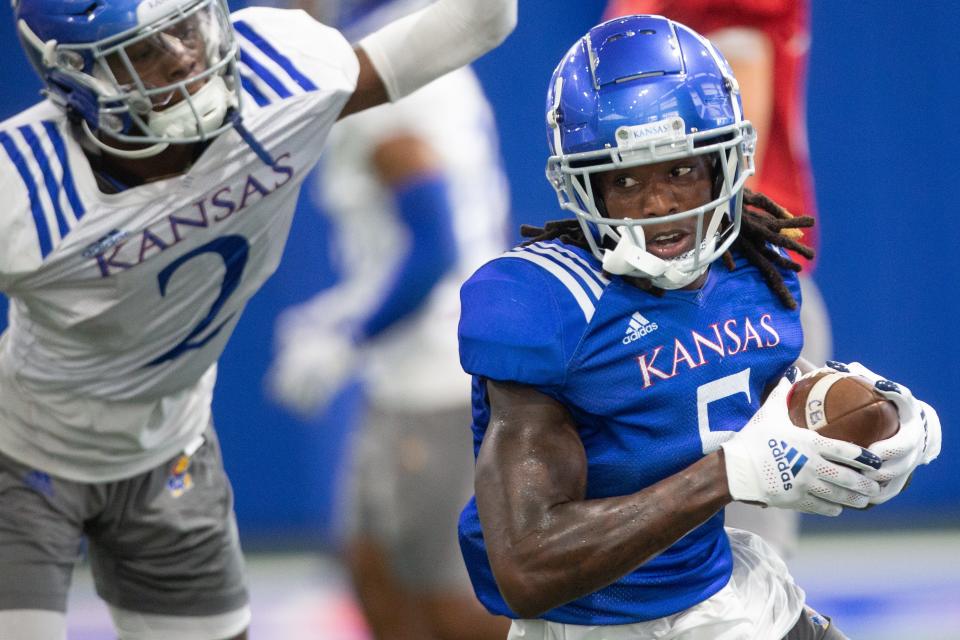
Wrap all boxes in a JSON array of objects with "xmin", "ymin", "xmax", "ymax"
[
  {"xmin": 354, "ymin": 134, "xmax": 458, "ymax": 338},
  {"xmin": 475, "ymin": 380, "xmax": 733, "ymax": 619},
  {"xmin": 339, "ymin": 0, "xmax": 517, "ymax": 118}
]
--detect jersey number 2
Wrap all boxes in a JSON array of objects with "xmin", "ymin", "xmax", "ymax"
[{"xmin": 147, "ymin": 235, "xmax": 250, "ymax": 367}]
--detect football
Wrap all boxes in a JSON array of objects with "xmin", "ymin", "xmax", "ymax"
[{"xmin": 786, "ymin": 371, "xmax": 900, "ymax": 448}]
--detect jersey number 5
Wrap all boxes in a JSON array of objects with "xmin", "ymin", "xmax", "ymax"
[{"xmin": 697, "ymin": 368, "xmax": 752, "ymax": 454}]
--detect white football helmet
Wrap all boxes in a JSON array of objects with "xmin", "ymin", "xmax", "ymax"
[{"xmin": 16, "ymin": 0, "xmax": 240, "ymax": 158}]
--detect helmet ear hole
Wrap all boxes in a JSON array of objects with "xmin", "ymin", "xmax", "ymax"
[
  {"xmin": 587, "ymin": 174, "xmax": 609, "ymax": 217},
  {"xmin": 57, "ymin": 50, "xmax": 85, "ymax": 70},
  {"xmin": 711, "ymin": 156, "xmax": 724, "ymax": 199}
]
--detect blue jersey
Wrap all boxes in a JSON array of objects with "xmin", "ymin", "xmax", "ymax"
[{"xmin": 457, "ymin": 239, "xmax": 803, "ymax": 625}]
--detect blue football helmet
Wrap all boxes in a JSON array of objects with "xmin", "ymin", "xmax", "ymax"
[
  {"xmin": 545, "ymin": 15, "xmax": 756, "ymax": 289},
  {"xmin": 14, "ymin": 0, "xmax": 240, "ymax": 158}
]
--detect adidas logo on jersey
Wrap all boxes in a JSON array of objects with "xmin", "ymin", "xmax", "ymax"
[
  {"xmin": 768, "ymin": 439, "xmax": 808, "ymax": 491},
  {"xmin": 622, "ymin": 311, "xmax": 659, "ymax": 344}
]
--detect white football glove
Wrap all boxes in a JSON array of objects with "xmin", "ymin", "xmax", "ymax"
[
  {"xmin": 267, "ymin": 305, "xmax": 361, "ymax": 417},
  {"xmin": 821, "ymin": 361, "xmax": 942, "ymax": 505},
  {"xmin": 721, "ymin": 370, "xmax": 882, "ymax": 517}
]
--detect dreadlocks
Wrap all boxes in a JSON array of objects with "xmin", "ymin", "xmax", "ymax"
[{"xmin": 520, "ymin": 189, "xmax": 814, "ymax": 310}]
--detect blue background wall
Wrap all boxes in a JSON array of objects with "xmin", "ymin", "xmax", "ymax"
[{"xmin": 1, "ymin": 0, "xmax": 957, "ymax": 543}]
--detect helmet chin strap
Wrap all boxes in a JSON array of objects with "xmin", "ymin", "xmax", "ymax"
[
  {"xmin": 81, "ymin": 119, "xmax": 169, "ymax": 158},
  {"xmin": 80, "ymin": 75, "xmax": 235, "ymax": 160},
  {"xmin": 601, "ymin": 216, "xmax": 723, "ymax": 290},
  {"xmin": 148, "ymin": 75, "xmax": 234, "ymax": 139}
]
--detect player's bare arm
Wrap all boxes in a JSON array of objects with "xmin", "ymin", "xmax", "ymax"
[
  {"xmin": 338, "ymin": 0, "xmax": 517, "ymax": 120},
  {"xmin": 339, "ymin": 47, "xmax": 388, "ymax": 118},
  {"xmin": 475, "ymin": 379, "xmax": 732, "ymax": 618}
]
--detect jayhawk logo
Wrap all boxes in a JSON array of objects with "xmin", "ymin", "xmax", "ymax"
[{"xmin": 167, "ymin": 454, "xmax": 194, "ymax": 498}]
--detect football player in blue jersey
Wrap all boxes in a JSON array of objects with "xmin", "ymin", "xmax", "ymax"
[
  {"xmin": 0, "ymin": 0, "xmax": 515, "ymax": 638},
  {"xmin": 456, "ymin": 15, "xmax": 942, "ymax": 640}
]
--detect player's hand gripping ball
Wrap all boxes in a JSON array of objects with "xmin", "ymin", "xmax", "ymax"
[
  {"xmin": 786, "ymin": 370, "xmax": 900, "ymax": 448},
  {"xmin": 792, "ymin": 362, "xmax": 942, "ymax": 504}
]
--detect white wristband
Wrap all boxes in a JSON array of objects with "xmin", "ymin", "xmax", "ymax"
[{"xmin": 358, "ymin": 0, "xmax": 517, "ymax": 101}]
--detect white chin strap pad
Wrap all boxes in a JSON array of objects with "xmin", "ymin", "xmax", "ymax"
[
  {"xmin": 148, "ymin": 75, "xmax": 234, "ymax": 139},
  {"xmin": 601, "ymin": 229, "xmax": 706, "ymax": 290},
  {"xmin": 602, "ymin": 231, "xmax": 666, "ymax": 277}
]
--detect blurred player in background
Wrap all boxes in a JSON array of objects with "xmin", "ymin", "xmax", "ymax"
[
  {"xmin": 267, "ymin": 3, "xmax": 511, "ymax": 639},
  {"xmin": 604, "ymin": 0, "xmax": 825, "ymax": 560},
  {"xmin": 457, "ymin": 15, "xmax": 941, "ymax": 639},
  {"xmin": 0, "ymin": 0, "xmax": 516, "ymax": 637}
]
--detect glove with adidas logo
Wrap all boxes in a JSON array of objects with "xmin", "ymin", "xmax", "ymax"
[
  {"xmin": 720, "ymin": 370, "xmax": 882, "ymax": 517},
  {"xmin": 819, "ymin": 361, "xmax": 942, "ymax": 505}
]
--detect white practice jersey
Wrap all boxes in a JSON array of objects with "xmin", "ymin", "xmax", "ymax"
[
  {"xmin": 308, "ymin": 66, "xmax": 509, "ymax": 410},
  {"xmin": 0, "ymin": 7, "xmax": 358, "ymax": 482}
]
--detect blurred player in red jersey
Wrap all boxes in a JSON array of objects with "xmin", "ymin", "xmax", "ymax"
[{"xmin": 604, "ymin": 0, "xmax": 831, "ymax": 560}]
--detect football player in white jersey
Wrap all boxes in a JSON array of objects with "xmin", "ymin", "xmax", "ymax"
[
  {"xmin": 267, "ymin": 4, "xmax": 511, "ymax": 639},
  {"xmin": 0, "ymin": 0, "xmax": 516, "ymax": 637}
]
